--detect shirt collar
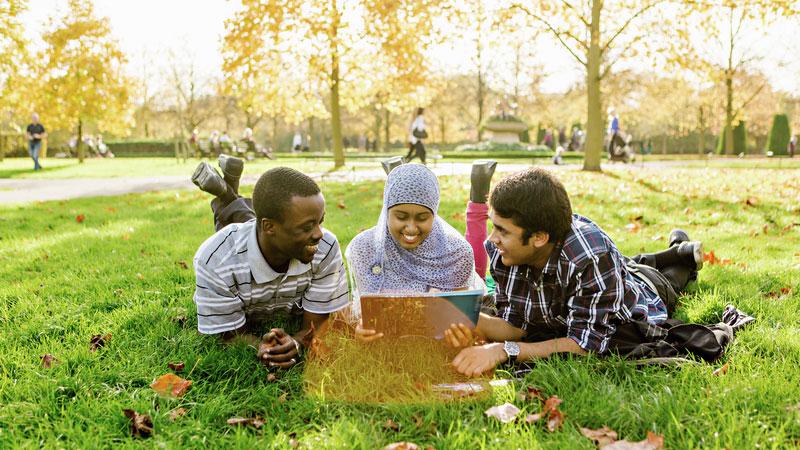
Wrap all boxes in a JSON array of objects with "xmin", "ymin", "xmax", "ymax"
[
  {"xmin": 541, "ymin": 240, "xmax": 563, "ymax": 276},
  {"xmin": 246, "ymin": 222, "xmax": 311, "ymax": 284}
]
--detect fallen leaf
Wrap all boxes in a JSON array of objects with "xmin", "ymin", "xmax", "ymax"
[
  {"xmin": 712, "ymin": 363, "xmax": 729, "ymax": 376},
  {"xmin": 289, "ymin": 437, "xmax": 300, "ymax": 449},
  {"xmin": 150, "ymin": 373, "xmax": 192, "ymax": 398},
  {"xmin": 123, "ymin": 409, "xmax": 153, "ymax": 438},
  {"xmin": 227, "ymin": 416, "xmax": 265, "ymax": 429},
  {"xmin": 176, "ymin": 260, "xmax": 189, "ymax": 270},
  {"xmin": 682, "ymin": 207, "xmax": 694, "ymax": 215},
  {"xmin": 517, "ymin": 386, "xmax": 544, "ymax": 403},
  {"xmin": 382, "ymin": 443, "xmax": 420, "ymax": 450},
  {"xmin": 121, "ymin": 233, "xmax": 130, "ymax": 240},
  {"xmin": 76, "ymin": 214, "xmax": 85, "ymax": 223},
  {"xmin": 278, "ymin": 392, "xmax": 288, "ymax": 403},
  {"xmin": 603, "ymin": 431, "xmax": 664, "ymax": 449},
  {"xmin": 484, "ymin": 402, "xmax": 520, "ymax": 423},
  {"xmin": 650, "ymin": 235, "xmax": 663, "ymax": 241},
  {"xmin": 745, "ymin": 197, "xmax": 758, "ymax": 206},
  {"xmin": 105, "ymin": 207, "xmax": 117, "ymax": 213},
  {"xmin": 524, "ymin": 413, "xmax": 542, "ymax": 424},
  {"xmin": 383, "ymin": 418, "xmax": 400, "ymax": 432},
  {"xmin": 412, "ymin": 414, "xmax": 425, "ymax": 429},
  {"xmin": 267, "ymin": 373, "xmax": 278, "ymax": 383},
  {"xmin": 136, "ymin": 273, "xmax": 144, "ymax": 280},
  {"xmin": 167, "ymin": 362, "xmax": 185, "ymax": 372},
  {"xmin": 173, "ymin": 314, "xmax": 188, "ymax": 327},
  {"xmin": 542, "ymin": 396, "xmax": 563, "ymax": 415},
  {"xmin": 625, "ymin": 222, "xmax": 641, "ymax": 233},
  {"xmin": 41, "ymin": 354, "xmax": 58, "ymax": 368},
  {"xmin": 337, "ymin": 201, "xmax": 347, "ymax": 209},
  {"xmin": 580, "ymin": 426, "xmax": 619, "ymax": 447},
  {"xmin": 546, "ymin": 409, "xmax": 564, "ymax": 432},
  {"xmin": 451, "ymin": 212, "xmax": 465, "ymax": 221},
  {"xmin": 168, "ymin": 407, "xmax": 188, "ymax": 421},
  {"xmin": 89, "ymin": 333, "xmax": 112, "ymax": 351}
]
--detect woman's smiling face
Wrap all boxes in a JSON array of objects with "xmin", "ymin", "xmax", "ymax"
[{"xmin": 387, "ymin": 203, "xmax": 434, "ymax": 250}]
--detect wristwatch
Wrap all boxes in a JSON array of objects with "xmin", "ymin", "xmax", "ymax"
[{"xmin": 503, "ymin": 341, "xmax": 520, "ymax": 363}]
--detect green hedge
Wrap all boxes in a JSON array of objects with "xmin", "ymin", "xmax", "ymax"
[
  {"xmin": 766, "ymin": 114, "xmax": 790, "ymax": 155},
  {"xmin": 107, "ymin": 139, "xmax": 177, "ymax": 157},
  {"xmin": 716, "ymin": 122, "xmax": 747, "ymax": 154}
]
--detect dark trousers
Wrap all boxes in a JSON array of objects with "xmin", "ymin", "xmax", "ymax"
[
  {"xmin": 211, "ymin": 197, "xmax": 255, "ymax": 231},
  {"xmin": 405, "ymin": 141, "xmax": 426, "ymax": 164},
  {"xmin": 608, "ymin": 132, "xmax": 625, "ymax": 155}
]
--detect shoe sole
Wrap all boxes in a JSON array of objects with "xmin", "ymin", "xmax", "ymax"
[
  {"xmin": 191, "ymin": 162, "xmax": 209, "ymax": 186},
  {"xmin": 693, "ymin": 242, "xmax": 703, "ymax": 270}
]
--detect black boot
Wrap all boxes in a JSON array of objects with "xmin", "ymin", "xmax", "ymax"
[
  {"xmin": 669, "ymin": 229, "xmax": 690, "ymax": 247},
  {"xmin": 381, "ymin": 156, "xmax": 404, "ymax": 175},
  {"xmin": 218, "ymin": 153, "xmax": 244, "ymax": 194},
  {"xmin": 470, "ymin": 160, "xmax": 497, "ymax": 203},
  {"xmin": 192, "ymin": 162, "xmax": 228, "ymax": 197}
]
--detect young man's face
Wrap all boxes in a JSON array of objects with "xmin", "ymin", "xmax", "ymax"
[
  {"xmin": 488, "ymin": 210, "xmax": 547, "ymax": 267},
  {"xmin": 267, "ymin": 193, "xmax": 326, "ymax": 264},
  {"xmin": 387, "ymin": 203, "xmax": 434, "ymax": 251}
]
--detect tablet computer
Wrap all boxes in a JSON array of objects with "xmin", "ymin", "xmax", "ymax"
[{"xmin": 360, "ymin": 289, "xmax": 483, "ymax": 339}]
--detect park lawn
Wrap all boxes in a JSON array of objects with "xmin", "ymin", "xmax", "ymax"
[{"xmin": 0, "ymin": 166, "xmax": 798, "ymax": 449}]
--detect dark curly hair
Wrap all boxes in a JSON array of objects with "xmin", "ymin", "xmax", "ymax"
[
  {"xmin": 489, "ymin": 168, "xmax": 573, "ymax": 244},
  {"xmin": 253, "ymin": 167, "xmax": 320, "ymax": 223}
]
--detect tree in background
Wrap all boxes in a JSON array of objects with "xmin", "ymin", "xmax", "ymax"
[
  {"xmin": 38, "ymin": 0, "xmax": 133, "ymax": 162},
  {"xmin": 671, "ymin": 1, "xmax": 799, "ymax": 155},
  {"xmin": 511, "ymin": 0, "xmax": 668, "ymax": 171},
  {"xmin": 0, "ymin": 0, "xmax": 30, "ymax": 131}
]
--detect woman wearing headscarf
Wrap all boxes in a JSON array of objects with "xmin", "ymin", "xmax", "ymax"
[{"xmin": 345, "ymin": 164, "xmax": 484, "ymax": 341}]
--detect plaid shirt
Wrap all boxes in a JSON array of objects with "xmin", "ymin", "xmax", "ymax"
[{"xmin": 487, "ymin": 214, "xmax": 667, "ymax": 353}]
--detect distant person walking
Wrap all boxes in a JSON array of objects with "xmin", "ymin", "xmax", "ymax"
[
  {"xmin": 789, "ymin": 135, "xmax": 796, "ymax": 158},
  {"xmin": 26, "ymin": 113, "xmax": 46, "ymax": 170},
  {"xmin": 405, "ymin": 107, "xmax": 427, "ymax": 164},
  {"xmin": 607, "ymin": 108, "xmax": 625, "ymax": 155}
]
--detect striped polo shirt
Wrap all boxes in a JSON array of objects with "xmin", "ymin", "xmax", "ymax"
[{"xmin": 193, "ymin": 219, "xmax": 349, "ymax": 335}]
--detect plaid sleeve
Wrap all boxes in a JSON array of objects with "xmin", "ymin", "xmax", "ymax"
[
  {"xmin": 486, "ymin": 242, "xmax": 526, "ymax": 329},
  {"xmin": 302, "ymin": 234, "xmax": 349, "ymax": 314},
  {"xmin": 193, "ymin": 258, "xmax": 245, "ymax": 335},
  {"xmin": 565, "ymin": 252, "xmax": 624, "ymax": 353}
]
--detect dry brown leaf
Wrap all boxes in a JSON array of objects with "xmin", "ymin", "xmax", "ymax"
[
  {"xmin": 177, "ymin": 260, "xmax": 189, "ymax": 270},
  {"xmin": 712, "ymin": 363, "xmax": 729, "ymax": 376},
  {"xmin": 227, "ymin": 416, "xmax": 265, "ymax": 428},
  {"xmin": 123, "ymin": 409, "xmax": 153, "ymax": 438},
  {"xmin": 546, "ymin": 409, "xmax": 564, "ymax": 432},
  {"xmin": 167, "ymin": 362, "xmax": 185, "ymax": 372},
  {"xmin": 289, "ymin": 437, "xmax": 300, "ymax": 449},
  {"xmin": 76, "ymin": 214, "xmax": 85, "ymax": 223},
  {"xmin": 267, "ymin": 373, "xmax": 278, "ymax": 383},
  {"xmin": 524, "ymin": 413, "xmax": 542, "ymax": 424},
  {"xmin": 90, "ymin": 333, "xmax": 112, "ymax": 351},
  {"xmin": 625, "ymin": 222, "xmax": 641, "ymax": 233},
  {"xmin": 150, "ymin": 373, "xmax": 192, "ymax": 398},
  {"xmin": 337, "ymin": 201, "xmax": 347, "ymax": 209},
  {"xmin": 542, "ymin": 395, "xmax": 563, "ymax": 415},
  {"xmin": 745, "ymin": 197, "xmax": 758, "ymax": 206},
  {"xmin": 41, "ymin": 354, "xmax": 58, "ymax": 368},
  {"xmin": 168, "ymin": 407, "xmax": 188, "ymax": 421},
  {"xmin": 382, "ymin": 443, "xmax": 420, "ymax": 450},
  {"xmin": 173, "ymin": 314, "xmax": 188, "ymax": 327},
  {"xmin": 602, "ymin": 431, "xmax": 664, "ymax": 449},
  {"xmin": 121, "ymin": 233, "xmax": 130, "ymax": 240},
  {"xmin": 580, "ymin": 426, "xmax": 619, "ymax": 447},
  {"xmin": 383, "ymin": 418, "xmax": 400, "ymax": 432},
  {"xmin": 517, "ymin": 386, "xmax": 544, "ymax": 403},
  {"xmin": 451, "ymin": 212, "xmax": 465, "ymax": 221}
]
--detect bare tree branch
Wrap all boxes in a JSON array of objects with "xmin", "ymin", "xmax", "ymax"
[
  {"xmin": 558, "ymin": 0, "xmax": 590, "ymax": 27},
  {"xmin": 602, "ymin": 0, "xmax": 664, "ymax": 53},
  {"xmin": 511, "ymin": 3, "xmax": 587, "ymax": 67}
]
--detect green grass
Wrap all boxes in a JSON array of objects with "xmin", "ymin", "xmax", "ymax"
[{"xmin": 0, "ymin": 166, "xmax": 799, "ymax": 448}]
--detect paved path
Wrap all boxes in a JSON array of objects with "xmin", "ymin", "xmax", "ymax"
[{"xmin": 0, "ymin": 162, "xmax": 541, "ymax": 205}]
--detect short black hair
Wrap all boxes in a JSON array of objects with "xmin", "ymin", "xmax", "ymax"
[
  {"xmin": 489, "ymin": 168, "xmax": 573, "ymax": 244},
  {"xmin": 253, "ymin": 167, "xmax": 320, "ymax": 223}
]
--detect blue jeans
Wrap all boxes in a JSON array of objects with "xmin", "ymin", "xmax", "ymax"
[{"xmin": 29, "ymin": 141, "xmax": 42, "ymax": 170}]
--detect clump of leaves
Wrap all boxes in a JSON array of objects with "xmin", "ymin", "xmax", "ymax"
[
  {"xmin": 150, "ymin": 374, "xmax": 192, "ymax": 398},
  {"xmin": 41, "ymin": 354, "xmax": 58, "ymax": 368},
  {"xmin": 122, "ymin": 409, "xmax": 153, "ymax": 438},
  {"xmin": 227, "ymin": 416, "xmax": 265, "ymax": 429},
  {"xmin": 89, "ymin": 333, "xmax": 112, "ymax": 351}
]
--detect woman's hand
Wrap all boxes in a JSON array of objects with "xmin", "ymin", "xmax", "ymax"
[
  {"xmin": 355, "ymin": 320, "xmax": 384, "ymax": 343},
  {"xmin": 444, "ymin": 323, "xmax": 485, "ymax": 348}
]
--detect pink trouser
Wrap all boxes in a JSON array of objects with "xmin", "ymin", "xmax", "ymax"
[{"xmin": 465, "ymin": 201, "xmax": 489, "ymax": 280}]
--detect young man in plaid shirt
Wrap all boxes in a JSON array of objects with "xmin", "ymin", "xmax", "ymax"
[{"xmin": 445, "ymin": 168, "xmax": 731, "ymax": 377}]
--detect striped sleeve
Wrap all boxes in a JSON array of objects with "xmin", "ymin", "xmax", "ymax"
[
  {"xmin": 565, "ymin": 252, "xmax": 623, "ymax": 353},
  {"xmin": 193, "ymin": 257, "xmax": 245, "ymax": 335},
  {"xmin": 302, "ymin": 234, "xmax": 349, "ymax": 314}
]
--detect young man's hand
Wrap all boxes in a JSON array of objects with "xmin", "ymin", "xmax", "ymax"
[
  {"xmin": 354, "ymin": 320, "xmax": 383, "ymax": 343},
  {"xmin": 451, "ymin": 342, "xmax": 507, "ymax": 377},
  {"xmin": 259, "ymin": 328, "xmax": 301, "ymax": 369},
  {"xmin": 443, "ymin": 323, "xmax": 485, "ymax": 348}
]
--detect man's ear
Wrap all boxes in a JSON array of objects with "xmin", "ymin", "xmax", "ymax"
[
  {"xmin": 260, "ymin": 218, "xmax": 276, "ymax": 236},
  {"xmin": 531, "ymin": 231, "xmax": 550, "ymax": 248}
]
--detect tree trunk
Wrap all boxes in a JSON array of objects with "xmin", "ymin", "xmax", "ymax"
[
  {"xmin": 77, "ymin": 119, "xmax": 85, "ymax": 163},
  {"xmin": 698, "ymin": 105, "xmax": 705, "ymax": 155},
  {"xmin": 309, "ymin": 117, "xmax": 315, "ymax": 151},
  {"xmin": 271, "ymin": 116, "xmax": 279, "ymax": 152},
  {"xmin": 373, "ymin": 109, "xmax": 382, "ymax": 152},
  {"xmin": 724, "ymin": 72, "xmax": 734, "ymax": 155},
  {"xmin": 440, "ymin": 114, "xmax": 446, "ymax": 145},
  {"xmin": 329, "ymin": 1, "xmax": 345, "ymax": 167},
  {"xmin": 583, "ymin": 0, "xmax": 603, "ymax": 172},
  {"xmin": 383, "ymin": 109, "xmax": 390, "ymax": 152}
]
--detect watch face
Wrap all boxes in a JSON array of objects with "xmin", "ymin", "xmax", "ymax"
[{"xmin": 504, "ymin": 341, "xmax": 520, "ymax": 356}]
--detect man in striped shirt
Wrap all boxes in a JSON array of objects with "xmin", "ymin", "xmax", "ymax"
[
  {"xmin": 192, "ymin": 162, "xmax": 348, "ymax": 369},
  {"xmin": 446, "ymin": 168, "xmax": 706, "ymax": 377}
]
